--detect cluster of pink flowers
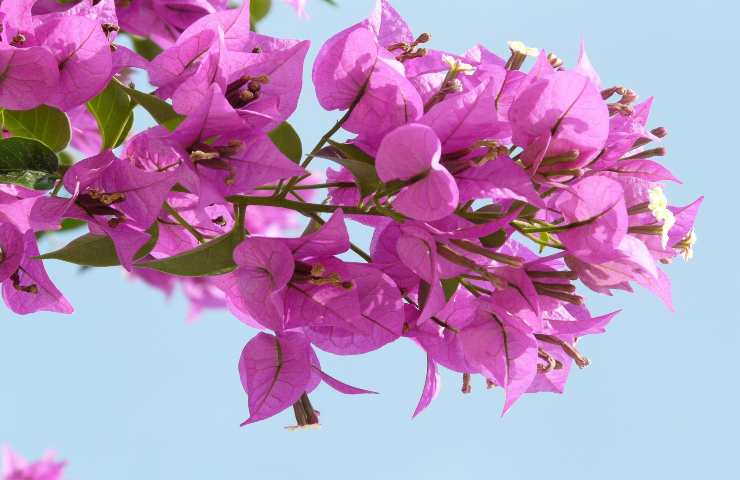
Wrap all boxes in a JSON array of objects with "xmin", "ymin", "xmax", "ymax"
[{"xmin": 0, "ymin": 0, "xmax": 702, "ymax": 428}]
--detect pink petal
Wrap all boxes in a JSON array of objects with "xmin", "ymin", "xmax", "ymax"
[
  {"xmin": 239, "ymin": 332, "xmax": 312, "ymax": 425},
  {"xmin": 555, "ymin": 175, "xmax": 629, "ymax": 263},
  {"xmin": 2, "ymin": 231, "xmax": 73, "ymax": 315},
  {"xmin": 460, "ymin": 310, "xmax": 538, "ymax": 414},
  {"xmin": 0, "ymin": 44, "xmax": 59, "ymax": 110},
  {"xmin": 510, "ymin": 70, "xmax": 609, "ymax": 168},
  {"xmin": 0, "ymin": 223, "xmax": 24, "ymax": 282},
  {"xmin": 312, "ymin": 24, "xmax": 380, "ymax": 111},
  {"xmin": 220, "ymin": 237, "xmax": 294, "ymax": 331},
  {"xmin": 316, "ymin": 367, "xmax": 377, "ymax": 395},
  {"xmin": 393, "ymin": 166, "xmax": 459, "ymax": 221},
  {"xmin": 38, "ymin": 16, "xmax": 113, "ymax": 110},
  {"xmin": 344, "ymin": 56, "xmax": 423, "ymax": 145},
  {"xmin": 421, "ymin": 74, "xmax": 511, "ymax": 153},
  {"xmin": 574, "ymin": 41, "xmax": 601, "ymax": 88},
  {"xmin": 305, "ymin": 261, "xmax": 404, "ymax": 355},
  {"xmin": 376, "ymin": 123, "xmax": 441, "ymax": 181},
  {"xmin": 366, "ymin": 0, "xmax": 414, "ymax": 50},
  {"xmin": 412, "ymin": 354, "xmax": 440, "ymax": 418},
  {"xmin": 284, "ymin": 211, "xmax": 350, "ymax": 259},
  {"xmin": 456, "ymin": 154, "xmax": 544, "ymax": 207}
]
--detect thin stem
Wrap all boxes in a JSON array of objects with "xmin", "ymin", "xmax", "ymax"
[
  {"xmin": 278, "ymin": 95, "xmax": 363, "ymax": 198},
  {"xmin": 227, "ymin": 195, "xmax": 385, "ymax": 216},
  {"xmin": 163, "ymin": 202, "xmax": 206, "ymax": 243},
  {"xmin": 234, "ymin": 203, "xmax": 247, "ymax": 241},
  {"xmin": 255, "ymin": 182, "xmax": 355, "ymax": 192},
  {"xmin": 301, "ymin": 108, "xmax": 355, "ymax": 170}
]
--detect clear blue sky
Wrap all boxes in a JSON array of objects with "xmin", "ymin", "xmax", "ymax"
[{"xmin": 2, "ymin": 1, "xmax": 738, "ymax": 478}]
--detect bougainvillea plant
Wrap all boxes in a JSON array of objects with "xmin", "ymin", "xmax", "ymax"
[{"xmin": 0, "ymin": 0, "xmax": 702, "ymax": 434}]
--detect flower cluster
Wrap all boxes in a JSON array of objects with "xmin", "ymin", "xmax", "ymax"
[
  {"xmin": 1, "ymin": 446, "xmax": 65, "ymax": 480},
  {"xmin": 0, "ymin": 0, "xmax": 702, "ymax": 428}
]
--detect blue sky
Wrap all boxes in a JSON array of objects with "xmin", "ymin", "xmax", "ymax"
[{"xmin": 1, "ymin": 1, "xmax": 738, "ymax": 478}]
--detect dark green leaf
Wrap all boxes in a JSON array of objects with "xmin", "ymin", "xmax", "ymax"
[
  {"xmin": 268, "ymin": 122, "xmax": 302, "ymax": 163},
  {"xmin": 137, "ymin": 230, "xmax": 241, "ymax": 276},
  {"xmin": 87, "ymin": 81, "xmax": 135, "ymax": 150},
  {"xmin": 38, "ymin": 224, "xmax": 159, "ymax": 267},
  {"xmin": 441, "ymin": 278, "xmax": 460, "ymax": 302},
  {"xmin": 480, "ymin": 229, "xmax": 507, "ymax": 249},
  {"xmin": 1, "ymin": 105, "xmax": 71, "ymax": 152},
  {"xmin": 129, "ymin": 35, "xmax": 163, "ymax": 61},
  {"xmin": 318, "ymin": 141, "xmax": 381, "ymax": 197},
  {"xmin": 418, "ymin": 280, "xmax": 431, "ymax": 309},
  {"xmin": 0, "ymin": 137, "xmax": 59, "ymax": 190},
  {"xmin": 115, "ymin": 80, "xmax": 183, "ymax": 128}
]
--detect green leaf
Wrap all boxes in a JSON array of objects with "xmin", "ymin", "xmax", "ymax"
[
  {"xmin": 119, "ymin": 103, "xmax": 135, "ymax": 144},
  {"xmin": 38, "ymin": 234, "xmax": 120, "ymax": 267},
  {"xmin": 251, "ymin": 0, "xmax": 272, "ymax": 24},
  {"xmin": 137, "ymin": 230, "xmax": 241, "ymax": 276},
  {"xmin": 0, "ymin": 137, "xmax": 59, "ymax": 190},
  {"xmin": 38, "ymin": 224, "xmax": 159, "ymax": 267},
  {"xmin": 480, "ymin": 229, "xmax": 507, "ymax": 249},
  {"xmin": 129, "ymin": 35, "xmax": 163, "ymax": 61},
  {"xmin": 441, "ymin": 278, "xmax": 460, "ymax": 302},
  {"xmin": 268, "ymin": 122, "xmax": 302, "ymax": 163},
  {"xmin": 58, "ymin": 151, "xmax": 75, "ymax": 167},
  {"xmin": 87, "ymin": 81, "xmax": 135, "ymax": 150},
  {"xmin": 318, "ymin": 141, "xmax": 381, "ymax": 197},
  {"xmin": 1, "ymin": 105, "xmax": 71, "ymax": 152},
  {"xmin": 115, "ymin": 80, "xmax": 183, "ymax": 127}
]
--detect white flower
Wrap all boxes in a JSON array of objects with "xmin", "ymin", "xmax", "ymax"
[
  {"xmin": 648, "ymin": 186, "xmax": 676, "ymax": 248},
  {"xmin": 441, "ymin": 55, "xmax": 476, "ymax": 75},
  {"xmin": 507, "ymin": 40, "xmax": 539, "ymax": 57},
  {"xmin": 678, "ymin": 230, "xmax": 697, "ymax": 261}
]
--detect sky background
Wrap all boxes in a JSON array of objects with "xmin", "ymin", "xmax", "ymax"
[{"xmin": 2, "ymin": 0, "xmax": 739, "ymax": 478}]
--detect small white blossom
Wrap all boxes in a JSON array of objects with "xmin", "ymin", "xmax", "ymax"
[
  {"xmin": 648, "ymin": 186, "xmax": 676, "ymax": 248},
  {"xmin": 507, "ymin": 40, "xmax": 539, "ymax": 57},
  {"xmin": 441, "ymin": 54, "xmax": 476, "ymax": 75},
  {"xmin": 678, "ymin": 230, "xmax": 697, "ymax": 261}
]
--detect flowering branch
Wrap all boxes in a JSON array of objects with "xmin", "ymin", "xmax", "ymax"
[{"xmin": 0, "ymin": 0, "xmax": 703, "ymax": 431}]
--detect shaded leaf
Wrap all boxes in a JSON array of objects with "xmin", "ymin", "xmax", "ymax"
[
  {"xmin": 86, "ymin": 81, "xmax": 135, "ymax": 150},
  {"xmin": 1, "ymin": 105, "xmax": 71, "ymax": 152},
  {"xmin": 0, "ymin": 137, "xmax": 58, "ymax": 190},
  {"xmin": 129, "ymin": 35, "xmax": 163, "ymax": 61},
  {"xmin": 115, "ymin": 80, "xmax": 183, "ymax": 127},
  {"xmin": 480, "ymin": 229, "xmax": 507, "ymax": 249},
  {"xmin": 268, "ymin": 122, "xmax": 302, "ymax": 164},
  {"xmin": 441, "ymin": 277, "xmax": 460, "ymax": 302},
  {"xmin": 137, "ymin": 230, "xmax": 241, "ymax": 276},
  {"xmin": 38, "ymin": 224, "xmax": 159, "ymax": 267},
  {"xmin": 317, "ymin": 140, "xmax": 381, "ymax": 197}
]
